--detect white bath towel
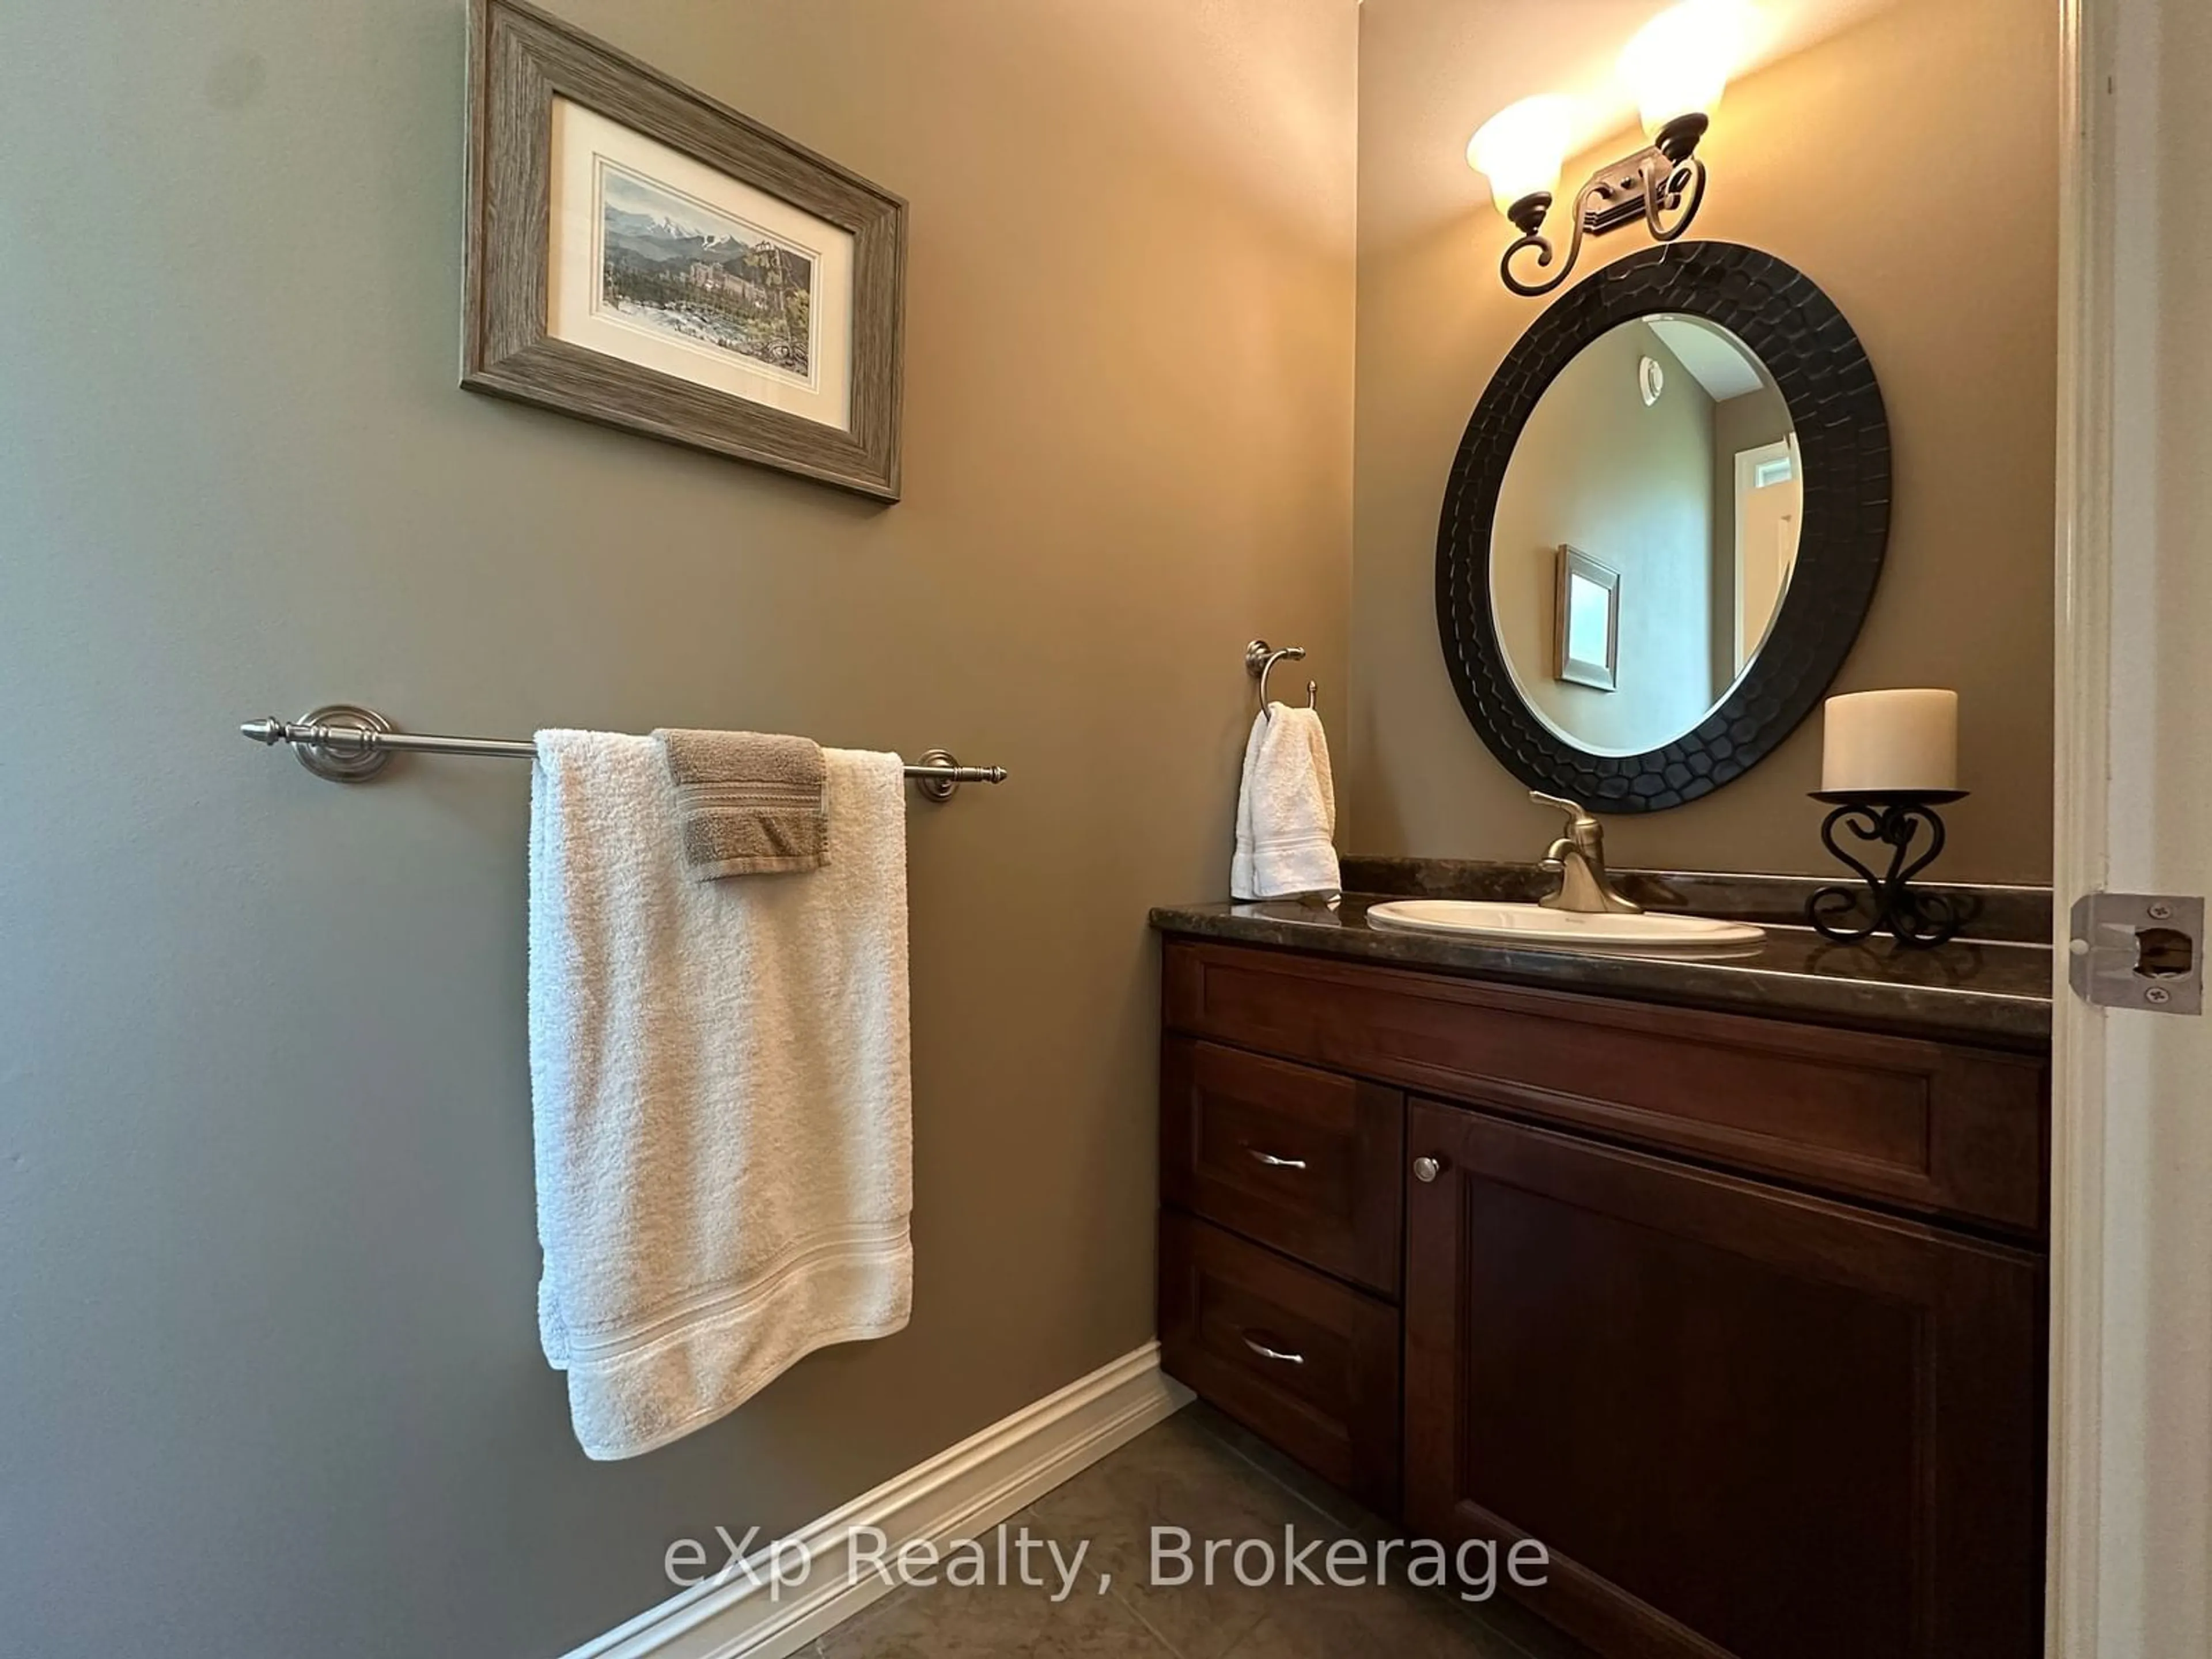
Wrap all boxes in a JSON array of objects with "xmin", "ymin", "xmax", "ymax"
[
  {"xmin": 1230, "ymin": 706, "xmax": 1341, "ymax": 900},
  {"xmin": 529, "ymin": 732, "xmax": 912, "ymax": 1460}
]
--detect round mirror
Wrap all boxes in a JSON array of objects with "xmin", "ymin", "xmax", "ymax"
[
  {"xmin": 1437, "ymin": 243, "xmax": 1889, "ymax": 811},
  {"xmin": 1490, "ymin": 313, "xmax": 1800, "ymax": 756}
]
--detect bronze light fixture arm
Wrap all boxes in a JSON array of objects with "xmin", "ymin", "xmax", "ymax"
[{"xmin": 1501, "ymin": 113, "xmax": 1711, "ymax": 299}]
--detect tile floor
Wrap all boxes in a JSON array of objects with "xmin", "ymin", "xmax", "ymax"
[{"xmin": 805, "ymin": 1403, "xmax": 1597, "ymax": 1658}]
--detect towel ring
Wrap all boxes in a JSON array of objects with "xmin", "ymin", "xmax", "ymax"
[{"xmin": 1244, "ymin": 639, "xmax": 1318, "ymax": 721}]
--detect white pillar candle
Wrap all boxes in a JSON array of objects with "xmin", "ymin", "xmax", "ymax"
[{"xmin": 1821, "ymin": 689, "xmax": 1959, "ymax": 793}]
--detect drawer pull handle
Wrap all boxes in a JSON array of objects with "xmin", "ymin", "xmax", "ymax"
[
  {"xmin": 1241, "ymin": 1335, "xmax": 1306, "ymax": 1366},
  {"xmin": 1247, "ymin": 1148, "xmax": 1309, "ymax": 1170},
  {"xmin": 1413, "ymin": 1156, "xmax": 1444, "ymax": 1183}
]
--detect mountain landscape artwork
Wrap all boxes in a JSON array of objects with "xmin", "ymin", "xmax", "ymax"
[
  {"xmin": 597, "ymin": 164, "xmax": 816, "ymax": 378},
  {"xmin": 471, "ymin": 7, "xmax": 903, "ymax": 497}
]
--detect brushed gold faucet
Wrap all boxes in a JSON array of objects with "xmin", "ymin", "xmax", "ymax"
[{"xmin": 1531, "ymin": 791, "xmax": 1642, "ymax": 915}]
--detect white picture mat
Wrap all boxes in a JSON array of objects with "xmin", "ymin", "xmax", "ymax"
[{"xmin": 546, "ymin": 96, "xmax": 855, "ymax": 431}]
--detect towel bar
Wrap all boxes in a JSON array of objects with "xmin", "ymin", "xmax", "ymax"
[{"xmin": 241, "ymin": 704, "xmax": 1007, "ymax": 801}]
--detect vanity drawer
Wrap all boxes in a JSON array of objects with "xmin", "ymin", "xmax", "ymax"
[
  {"xmin": 1164, "ymin": 940, "xmax": 2048, "ymax": 1235},
  {"xmin": 1161, "ymin": 1039, "xmax": 1404, "ymax": 1296},
  {"xmin": 1158, "ymin": 1211, "xmax": 1401, "ymax": 1516}
]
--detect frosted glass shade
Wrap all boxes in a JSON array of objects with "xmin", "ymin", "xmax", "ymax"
[
  {"xmin": 1618, "ymin": 0, "xmax": 1750, "ymax": 138},
  {"xmin": 1467, "ymin": 96, "xmax": 1573, "ymax": 218}
]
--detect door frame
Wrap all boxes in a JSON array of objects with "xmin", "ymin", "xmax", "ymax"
[
  {"xmin": 2048, "ymin": 0, "xmax": 2212, "ymax": 1652},
  {"xmin": 2048, "ymin": 0, "xmax": 2109, "ymax": 1651},
  {"xmin": 1730, "ymin": 435, "xmax": 1798, "ymax": 673}
]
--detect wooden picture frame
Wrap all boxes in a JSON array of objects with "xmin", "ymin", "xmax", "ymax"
[
  {"xmin": 463, "ymin": 0, "xmax": 907, "ymax": 500},
  {"xmin": 1554, "ymin": 544, "xmax": 1620, "ymax": 692}
]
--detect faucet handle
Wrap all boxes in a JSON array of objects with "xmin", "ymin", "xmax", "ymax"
[{"xmin": 1529, "ymin": 790, "xmax": 1598, "ymax": 836}]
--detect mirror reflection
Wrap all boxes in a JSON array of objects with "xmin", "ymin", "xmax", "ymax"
[{"xmin": 1490, "ymin": 313, "xmax": 1801, "ymax": 755}]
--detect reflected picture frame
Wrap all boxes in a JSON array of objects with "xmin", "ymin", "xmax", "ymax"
[
  {"xmin": 463, "ymin": 0, "xmax": 907, "ymax": 500},
  {"xmin": 1555, "ymin": 545, "xmax": 1620, "ymax": 692}
]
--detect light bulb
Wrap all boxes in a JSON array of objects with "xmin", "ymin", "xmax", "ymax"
[
  {"xmin": 1466, "ymin": 95, "xmax": 1574, "ymax": 220},
  {"xmin": 1619, "ymin": 0, "xmax": 1752, "ymax": 139}
]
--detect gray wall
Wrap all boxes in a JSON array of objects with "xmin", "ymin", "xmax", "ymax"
[
  {"xmin": 1350, "ymin": 0, "xmax": 2057, "ymax": 880},
  {"xmin": 0, "ymin": 3, "xmax": 1355, "ymax": 1654}
]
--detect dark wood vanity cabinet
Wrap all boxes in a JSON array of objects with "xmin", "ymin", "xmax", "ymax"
[{"xmin": 1157, "ymin": 938, "xmax": 2049, "ymax": 1659}]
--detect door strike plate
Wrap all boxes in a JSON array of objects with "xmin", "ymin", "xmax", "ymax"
[{"xmin": 2068, "ymin": 893, "xmax": 2205, "ymax": 1014}]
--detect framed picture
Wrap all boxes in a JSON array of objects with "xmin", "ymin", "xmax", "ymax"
[
  {"xmin": 463, "ymin": 0, "xmax": 907, "ymax": 500},
  {"xmin": 1555, "ymin": 544, "xmax": 1620, "ymax": 691}
]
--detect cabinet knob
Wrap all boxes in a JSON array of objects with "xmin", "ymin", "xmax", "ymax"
[{"xmin": 1413, "ymin": 1156, "xmax": 1444, "ymax": 1183}]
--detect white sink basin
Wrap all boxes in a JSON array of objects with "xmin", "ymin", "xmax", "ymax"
[{"xmin": 1365, "ymin": 899, "xmax": 1765, "ymax": 950}]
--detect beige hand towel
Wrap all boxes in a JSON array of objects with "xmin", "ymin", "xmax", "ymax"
[
  {"xmin": 656, "ymin": 728, "xmax": 828, "ymax": 878},
  {"xmin": 530, "ymin": 733, "xmax": 912, "ymax": 1460}
]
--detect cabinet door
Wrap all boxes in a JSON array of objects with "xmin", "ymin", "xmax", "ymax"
[{"xmin": 1403, "ymin": 1101, "xmax": 2045, "ymax": 1659}]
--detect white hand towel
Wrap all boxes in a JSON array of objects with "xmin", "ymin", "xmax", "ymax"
[
  {"xmin": 529, "ymin": 732, "xmax": 912, "ymax": 1460},
  {"xmin": 1230, "ymin": 706, "xmax": 1341, "ymax": 900}
]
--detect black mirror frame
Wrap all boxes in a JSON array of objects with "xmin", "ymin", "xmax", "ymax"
[{"xmin": 1435, "ymin": 241, "xmax": 1891, "ymax": 813}]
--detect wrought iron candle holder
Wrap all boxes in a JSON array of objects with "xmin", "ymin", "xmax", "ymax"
[{"xmin": 1807, "ymin": 791, "xmax": 1969, "ymax": 948}]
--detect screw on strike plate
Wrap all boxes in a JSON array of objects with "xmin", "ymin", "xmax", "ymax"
[
  {"xmin": 2146, "ymin": 986, "xmax": 2172, "ymax": 1005},
  {"xmin": 2149, "ymin": 902, "xmax": 2175, "ymax": 921}
]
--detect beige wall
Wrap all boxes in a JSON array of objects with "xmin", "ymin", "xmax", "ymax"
[
  {"xmin": 0, "ymin": 3, "xmax": 1354, "ymax": 1654},
  {"xmin": 1350, "ymin": 0, "xmax": 2057, "ymax": 880},
  {"xmin": 1495, "ymin": 320, "xmax": 1720, "ymax": 752}
]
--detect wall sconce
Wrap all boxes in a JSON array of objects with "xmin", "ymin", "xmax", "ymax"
[{"xmin": 1468, "ymin": 0, "xmax": 1749, "ymax": 299}]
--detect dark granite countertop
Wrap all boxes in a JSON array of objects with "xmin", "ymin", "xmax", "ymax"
[{"xmin": 1150, "ymin": 893, "xmax": 2054, "ymax": 1049}]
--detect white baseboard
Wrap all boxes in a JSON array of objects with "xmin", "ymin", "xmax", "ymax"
[{"xmin": 563, "ymin": 1342, "xmax": 1192, "ymax": 1659}]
